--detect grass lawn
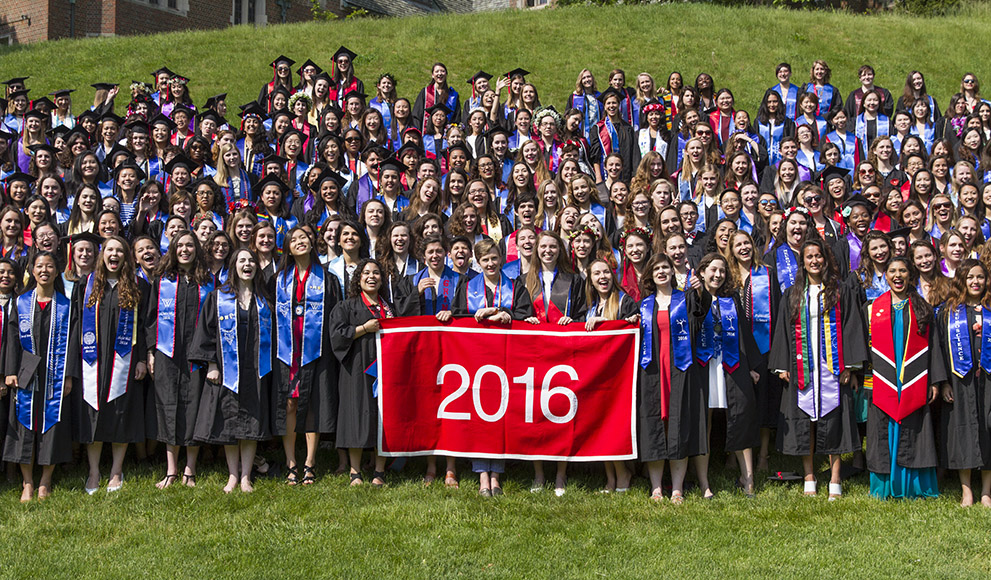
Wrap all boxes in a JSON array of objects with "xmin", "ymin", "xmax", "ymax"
[
  {"xmin": 1, "ymin": 445, "xmax": 990, "ymax": 579},
  {"xmin": 1, "ymin": 4, "xmax": 991, "ymax": 119}
]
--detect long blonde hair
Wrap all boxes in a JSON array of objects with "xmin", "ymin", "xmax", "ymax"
[
  {"xmin": 213, "ymin": 143, "xmax": 242, "ymax": 188},
  {"xmin": 584, "ymin": 258, "xmax": 622, "ymax": 320}
]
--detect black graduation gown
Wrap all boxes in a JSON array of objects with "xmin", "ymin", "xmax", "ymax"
[
  {"xmin": 0, "ymin": 297, "xmax": 12, "ymax": 455},
  {"xmin": 72, "ymin": 278, "xmax": 150, "ymax": 445},
  {"xmin": 450, "ymin": 277, "xmax": 534, "ymax": 321},
  {"xmin": 694, "ymin": 291, "xmax": 762, "ymax": 451},
  {"xmin": 738, "ymin": 268, "xmax": 783, "ymax": 429},
  {"xmin": 3, "ymin": 294, "xmax": 79, "ymax": 465},
  {"xmin": 146, "ymin": 275, "xmax": 206, "ymax": 446},
  {"xmin": 411, "ymin": 87, "xmax": 462, "ymax": 131},
  {"xmin": 865, "ymin": 302, "xmax": 945, "ymax": 473},
  {"xmin": 768, "ymin": 283, "xmax": 868, "ymax": 456},
  {"xmin": 522, "ymin": 271, "xmax": 588, "ymax": 323},
  {"xmin": 274, "ymin": 269, "xmax": 342, "ymax": 435},
  {"xmin": 328, "ymin": 296, "xmax": 393, "ymax": 449},
  {"xmin": 936, "ymin": 307, "xmax": 991, "ymax": 470},
  {"xmin": 188, "ymin": 291, "xmax": 275, "ymax": 444},
  {"xmin": 587, "ymin": 119, "xmax": 638, "ymax": 183},
  {"xmin": 638, "ymin": 291, "xmax": 707, "ymax": 461}
]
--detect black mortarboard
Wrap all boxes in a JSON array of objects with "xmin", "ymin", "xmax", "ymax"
[
  {"xmin": 90, "ymin": 83, "xmax": 119, "ymax": 91},
  {"xmin": 819, "ymin": 165, "xmax": 850, "ymax": 185},
  {"xmin": 842, "ymin": 194, "xmax": 877, "ymax": 218},
  {"xmin": 151, "ymin": 67, "xmax": 175, "ymax": 77},
  {"xmin": 67, "ymin": 231, "xmax": 104, "ymax": 248},
  {"xmin": 332, "ymin": 46, "xmax": 358, "ymax": 62},
  {"xmin": 889, "ymin": 227, "xmax": 912, "ymax": 240},
  {"xmin": 76, "ymin": 110, "xmax": 99, "ymax": 124},
  {"xmin": 238, "ymin": 102, "xmax": 268, "ymax": 120},
  {"xmin": 597, "ymin": 87, "xmax": 626, "ymax": 103},
  {"xmin": 46, "ymin": 126, "xmax": 70, "ymax": 141},
  {"xmin": 31, "ymin": 97, "xmax": 55, "ymax": 111},
  {"xmin": 2, "ymin": 77, "xmax": 28, "ymax": 86},
  {"xmin": 63, "ymin": 125, "xmax": 91, "ymax": 143},
  {"xmin": 113, "ymin": 158, "xmax": 148, "ymax": 181},
  {"xmin": 149, "ymin": 114, "xmax": 177, "ymax": 132},
  {"xmin": 23, "ymin": 109, "xmax": 48, "ymax": 122},
  {"xmin": 104, "ymin": 144, "xmax": 133, "ymax": 166},
  {"xmin": 164, "ymin": 153, "xmax": 197, "ymax": 173},
  {"xmin": 3, "ymin": 172, "xmax": 33, "ymax": 184},
  {"xmin": 169, "ymin": 103, "xmax": 194, "ymax": 118},
  {"xmin": 467, "ymin": 71, "xmax": 493, "ymax": 84},
  {"xmin": 425, "ymin": 103, "xmax": 452, "ymax": 116},
  {"xmin": 445, "ymin": 143, "xmax": 473, "ymax": 160},
  {"xmin": 296, "ymin": 59, "xmax": 323, "ymax": 76},
  {"xmin": 506, "ymin": 68, "xmax": 530, "ymax": 79},
  {"xmin": 99, "ymin": 112, "xmax": 125, "ymax": 126},
  {"xmin": 270, "ymin": 55, "xmax": 296, "ymax": 68},
  {"xmin": 344, "ymin": 90, "xmax": 367, "ymax": 102},
  {"xmin": 309, "ymin": 168, "xmax": 347, "ymax": 191},
  {"xmin": 280, "ymin": 128, "xmax": 306, "ymax": 144},
  {"xmin": 314, "ymin": 71, "xmax": 333, "ymax": 85},
  {"xmin": 28, "ymin": 143, "xmax": 58, "ymax": 157},
  {"xmin": 48, "ymin": 89, "xmax": 76, "ymax": 98},
  {"xmin": 379, "ymin": 157, "xmax": 408, "ymax": 174},
  {"xmin": 394, "ymin": 142, "xmax": 422, "ymax": 161},
  {"xmin": 7, "ymin": 89, "xmax": 29, "ymax": 101},
  {"xmin": 125, "ymin": 119, "xmax": 150, "ymax": 134},
  {"xmin": 196, "ymin": 109, "xmax": 221, "ymax": 124},
  {"xmin": 261, "ymin": 152, "xmax": 289, "ymax": 167},
  {"xmin": 0, "ymin": 128, "xmax": 15, "ymax": 141},
  {"xmin": 203, "ymin": 93, "xmax": 227, "ymax": 110},
  {"xmin": 483, "ymin": 125, "xmax": 510, "ymax": 140},
  {"xmin": 253, "ymin": 173, "xmax": 290, "ymax": 195}
]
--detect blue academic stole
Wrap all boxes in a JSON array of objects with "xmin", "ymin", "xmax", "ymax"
[
  {"xmin": 414, "ymin": 267, "xmax": 460, "ymax": 314},
  {"xmin": 502, "ymin": 259, "xmax": 522, "ymax": 280},
  {"xmin": 276, "ymin": 266, "xmax": 324, "ymax": 367},
  {"xmin": 750, "ymin": 266, "xmax": 772, "ymax": 355},
  {"xmin": 826, "ymin": 131, "xmax": 857, "ymax": 170},
  {"xmin": 772, "ymin": 84, "xmax": 799, "ymax": 118},
  {"xmin": 156, "ymin": 276, "xmax": 212, "ymax": 358},
  {"xmin": 466, "ymin": 273, "xmax": 513, "ymax": 312},
  {"xmin": 948, "ymin": 304, "xmax": 991, "ymax": 377},
  {"xmin": 217, "ymin": 290, "xmax": 272, "ymax": 393},
  {"xmin": 759, "ymin": 120, "xmax": 786, "ymax": 165},
  {"xmin": 804, "ymin": 83, "xmax": 836, "ymax": 116},
  {"xmin": 15, "ymin": 291, "xmax": 71, "ymax": 432},
  {"xmin": 697, "ymin": 296, "xmax": 740, "ymax": 371},
  {"xmin": 639, "ymin": 290, "xmax": 691, "ymax": 371},
  {"xmin": 776, "ymin": 245, "xmax": 798, "ymax": 292}
]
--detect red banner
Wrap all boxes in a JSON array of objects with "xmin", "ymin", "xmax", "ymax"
[{"xmin": 376, "ymin": 316, "xmax": 639, "ymax": 461}]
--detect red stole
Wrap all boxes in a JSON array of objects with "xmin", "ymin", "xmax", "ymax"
[
  {"xmin": 597, "ymin": 121, "xmax": 614, "ymax": 155},
  {"xmin": 532, "ymin": 274, "xmax": 566, "ymax": 324},
  {"xmin": 870, "ymin": 292, "xmax": 929, "ymax": 423},
  {"xmin": 656, "ymin": 308, "xmax": 672, "ymax": 420}
]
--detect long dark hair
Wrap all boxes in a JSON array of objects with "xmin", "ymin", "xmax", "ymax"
[
  {"xmin": 22, "ymin": 250, "xmax": 66, "ymax": 295},
  {"xmin": 943, "ymin": 258, "xmax": 990, "ymax": 312},
  {"xmin": 885, "ymin": 256, "xmax": 932, "ymax": 333},
  {"xmin": 88, "ymin": 235, "xmax": 140, "ymax": 310},
  {"xmin": 277, "ymin": 225, "xmax": 322, "ymax": 276},
  {"xmin": 153, "ymin": 230, "xmax": 212, "ymax": 285},
  {"xmin": 219, "ymin": 247, "xmax": 273, "ymax": 305},
  {"xmin": 788, "ymin": 238, "xmax": 840, "ymax": 322},
  {"xmin": 347, "ymin": 258, "xmax": 385, "ymax": 299}
]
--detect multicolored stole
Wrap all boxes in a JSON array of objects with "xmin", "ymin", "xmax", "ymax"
[
  {"xmin": 275, "ymin": 265, "xmax": 324, "ymax": 367},
  {"xmin": 776, "ymin": 245, "xmax": 798, "ymax": 292},
  {"xmin": 532, "ymin": 270, "xmax": 571, "ymax": 323},
  {"xmin": 15, "ymin": 291, "xmax": 71, "ymax": 432},
  {"xmin": 750, "ymin": 266, "xmax": 772, "ymax": 355},
  {"xmin": 696, "ymin": 296, "xmax": 741, "ymax": 372},
  {"xmin": 597, "ymin": 119, "xmax": 618, "ymax": 162},
  {"xmin": 639, "ymin": 291, "xmax": 691, "ymax": 371},
  {"xmin": 793, "ymin": 285, "xmax": 844, "ymax": 419},
  {"xmin": 413, "ymin": 266, "xmax": 460, "ymax": 315},
  {"xmin": 870, "ymin": 292, "xmax": 928, "ymax": 422},
  {"xmin": 218, "ymin": 289, "xmax": 272, "ymax": 393},
  {"xmin": 156, "ymin": 275, "xmax": 212, "ymax": 358},
  {"xmin": 81, "ymin": 274, "xmax": 138, "ymax": 410},
  {"xmin": 466, "ymin": 273, "xmax": 513, "ymax": 313}
]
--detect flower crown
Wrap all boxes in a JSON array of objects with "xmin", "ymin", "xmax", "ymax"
[
  {"xmin": 531, "ymin": 106, "xmax": 562, "ymax": 131},
  {"xmin": 287, "ymin": 92, "xmax": 313, "ymax": 110},
  {"xmin": 568, "ymin": 224, "xmax": 599, "ymax": 241},
  {"xmin": 130, "ymin": 82, "xmax": 153, "ymax": 95},
  {"xmin": 783, "ymin": 206, "xmax": 810, "ymax": 220},
  {"xmin": 228, "ymin": 199, "xmax": 257, "ymax": 215},
  {"xmin": 619, "ymin": 226, "xmax": 653, "ymax": 247}
]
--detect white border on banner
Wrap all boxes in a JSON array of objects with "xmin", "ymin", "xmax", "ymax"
[{"xmin": 376, "ymin": 324, "xmax": 640, "ymax": 462}]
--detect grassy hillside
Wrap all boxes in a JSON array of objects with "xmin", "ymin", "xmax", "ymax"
[{"xmin": 2, "ymin": 4, "xmax": 991, "ymax": 116}]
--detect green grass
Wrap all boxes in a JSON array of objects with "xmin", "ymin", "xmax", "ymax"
[
  {"xmin": 1, "ymin": 447, "xmax": 991, "ymax": 578},
  {"xmin": 2, "ymin": 4, "xmax": 991, "ymax": 118}
]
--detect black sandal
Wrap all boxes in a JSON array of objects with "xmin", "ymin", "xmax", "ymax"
[
  {"xmin": 302, "ymin": 465, "xmax": 316, "ymax": 485},
  {"xmin": 286, "ymin": 465, "xmax": 299, "ymax": 486},
  {"xmin": 372, "ymin": 470, "xmax": 387, "ymax": 487},
  {"xmin": 182, "ymin": 473, "xmax": 196, "ymax": 485},
  {"xmin": 349, "ymin": 471, "xmax": 363, "ymax": 486}
]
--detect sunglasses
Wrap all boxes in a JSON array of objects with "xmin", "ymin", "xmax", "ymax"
[
  {"xmin": 932, "ymin": 203, "xmax": 952, "ymax": 211},
  {"xmin": 804, "ymin": 195, "xmax": 822, "ymax": 204},
  {"xmin": 696, "ymin": 131, "xmax": 712, "ymax": 137},
  {"xmin": 345, "ymin": 136, "xmax": 361, "ymax": 142},
  {"xmin": 964, "ymin": 79, "xmax": 976, "ymax": 84},
  {"xmin": 759, "ymin": 199, "xmax": 778, "ymax": 207},
  {"xmin": 859, "ymin": 169, "xmax": 875, "ymax": 175}
]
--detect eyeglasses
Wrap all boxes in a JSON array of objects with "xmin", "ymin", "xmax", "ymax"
[
  {"xmin": 859, "ymin": 169, "xmax": 875, "ymax": 175},
  {"xmin": 632, "ymin": 201, "xmax": 650, "ymax": 208}
]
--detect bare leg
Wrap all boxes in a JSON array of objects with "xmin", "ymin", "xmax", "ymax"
[
  {"xmin": 478, "ymin": 470, "xmax": 490, "ymax": 493},
  {"xmin": 828, "ymin": 454, "xmax": 842, "ymax": 485},
  {"xmin": 240, "ymin": 441, "xmax": 257, "ymax": 492},
  {"xmin": 554, "ymin": 462, "xmax": 567, "ymax": 490},
  {"xmin": 19, "ymin": 463, "xmax": 33, "ymax": 502},
  {"xmin": 490, "ymin": 471, "xmax": 501, "ymax": 491},
  {"xmin": 979, "ymin": 470, "xmax": 991, "ymax": 508},
  {"xmin": 348, "ymin": 448, "xmax": 363, "ymax": 485},
  {"xmin": 223, "ymin": 445, "xmax": 239, "ymax": 493},
  {"xmin": 283, "ymin": 400, "xmax": 298, "ymax": 480},
  {"xmin": 37, "ymin": 464, "xmax": 55, "ymax": 499},
  {"xmin": 425, "ymin": 456, "xmax": 437, "ymax": 483},
  {"xmin": 670, "ymin": 458, "xmax": 689, "ymax": 499},
  {"xmin": 444, "ymin": 456, "xmax": 458, "ymax": 486},
  {"xmin": 372, "ymin": 455, "xmax": 387, "ymax": 485},
  {"xmin": 646, "ymin": 460, "xmax": 665, "ymax": 500},
  {"xmin": 532, "ymin": 460, "xmax": 545, "ymax": 488},
  {"xmin": 157, "ymin": 444, "xmax": 179, "ymax": 489},
  {"xmin": 335, "ymin": 448, "xmax": 349, "ymax": 474},
  {"xmin": 603, "ymin": 461, "xmax": 616, "ymax": 492},
  {"xmin": 615, "ymin": 461, "xmax": 631, "ymax": 490},
  {"xmin": 184, "ymin": 446, "xmax": 200, "ymax": 487},
  {"xmin": 108, "ymin": 443, "xmax": 127, "ymax": 489},
  {"xmin": 737, "ymin": 448, "xmax": 755, "ymax": 495},
  {"xmin": 960, "ymin": 469, "xmax": 975, "ymax": 507},
  {"xmin": 694, "ymin": 454, "xmax": 712, "ymax": 498},
  {"xmin": 85, "ymin": 442, "xmax": 102, "ymax": 490}
]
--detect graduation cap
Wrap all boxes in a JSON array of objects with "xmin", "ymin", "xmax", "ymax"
[
  {"xmin": 48, "ymin": 89, "xmax": 76, "ymax": 98},
  {"xmin": 296, "ymin": 59, "xmax": 323, "ymax": 76},
  {"xmin": 597, "ymin": 87, "xmax": 626, "ymax": 104},
  {"xmin": 125, "ymin": 119, "xmax": 150, "ymax": 134},
  {"xmin": 76, "ymin": 109, "xmax": 100, "ymax": 125},
  {"xmin": 46, "ymin": 126, "xmax": 70, "ymax": 142},
  {"xmin": 445, "ymin": 142, "xmax": 473, "ymax": 161},
  {"xmin": 99, "ymin": 112, "xmax": 125, "ymax": 126},
  {"xmin": 67, "ymin": 231, "xmax": 104, "ymax": 248},
  {"xmin": 2, "ymin": 77, "xmax": 29, "ymax": 87},
  {"xmin": 362, "ymin": 142, "xmax": 389, "ymax": 158},
  {"xmin": 261, "ymin": 152, "xmax": 289, "ymax": 167},
  {"xmin": 344, "ymin": 90, "xmax": 368, "ymax": 102},
  {"xmin": 379, "ymin": 156, "xmax": 408, "ymax": 174},
  {"xmin": 395, "ymin": 141, "xmax": 422, "ymax": 160},
  {"xmin": 467, "ymin": 71, "xmax": 493, "ymax": 85},
  {"xmin": 151, "ymin": 66, "xmax": 175, "ymax": 77},
  {"xmin": 0, "ymin": 128, "xmax": 16, "ymax": 141},
  {"xmin": 253, "ymin": 173, "xmax": 290, "ymax": 195},
  {"xmin": 23, "ymin": 109, "xmax": 48, "ymax": 122},
  {"xmin": 818, "ymin": 165, "xmax": 850, "ymax": 186},
  {"xmin": 63, "ymin": 125, "xmax": 91, "ymax": 144},
  {"xmin": 104, "ymin": 144, "xmax": 133, "ymax": 166},
  {"xmin": 888, "ymin": 227, "xmax": 912, "ymax": 240},
  {"xmin": 169, "ymin": 103, "xmax": 194, "ymax": 118},
  {"xmin": 314, "ymin": 71, "xmax": 333, "ymax": 85},
  {"xmin": 483, "ymin": 125, "xmax": 510, "ymax": 140},
  {"xmin": 196, "ymin": 109, "xmax": 222, "ymax": 125},
  {"xmin": 7, "ymin": 89, "xmax": 29, "ymax": 101},
  {"xmin": 3, "ymin": 171, "xmax": 33, "ymax": 184},
  {"xmin": 90, "ymin": 83, "xmax": 119, "ymax": 91},
  {"xmin": 31, "ymin": 96, "xmax": 55, "ymax": 111},
  {"xmin": 28, "ymin": 143, "xmax": 58, "ymax": 157},
  {"xmin": 164, "ymin": 153, "xmax": 197, "ymax": 174},
  {"xmin": 309, "ymin": 167, "xmax": 348, "ymax": 191},
  {"xmin": 238, "ymin": 102, "xmax": 268, "ymax": 120},
  {"xmin": 203, "ymin": 93, "xmax": 227, "ymax": 111},
  {"xmin": 332, "ymin": 46, "xmax": 357, "ymax": 63},
  {"xmin": 425, "ymin": 103, "xmax": 452, "ymax": 116},
  {"xmin": 270, "ymin": 55, "xmax": 296, "ymax": 68},
  {"xmin": 841, "ymin": 194, "xmax": 877, "ymax": 219},
  {"xmin": 113, "ymin": 158, "xmax": 148, "ymax": 181},
  {"xmin": 505, "ymin": 68, "xmax": 530, "ymax": 80},
  {"xmin": 149, "ymin": 113, "xmax": 178, "ymax": 132}
]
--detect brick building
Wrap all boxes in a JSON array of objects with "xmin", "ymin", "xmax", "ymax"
[{"xmin": 0, "ymin": 0, "xmax": 323, "ymax": 45}]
